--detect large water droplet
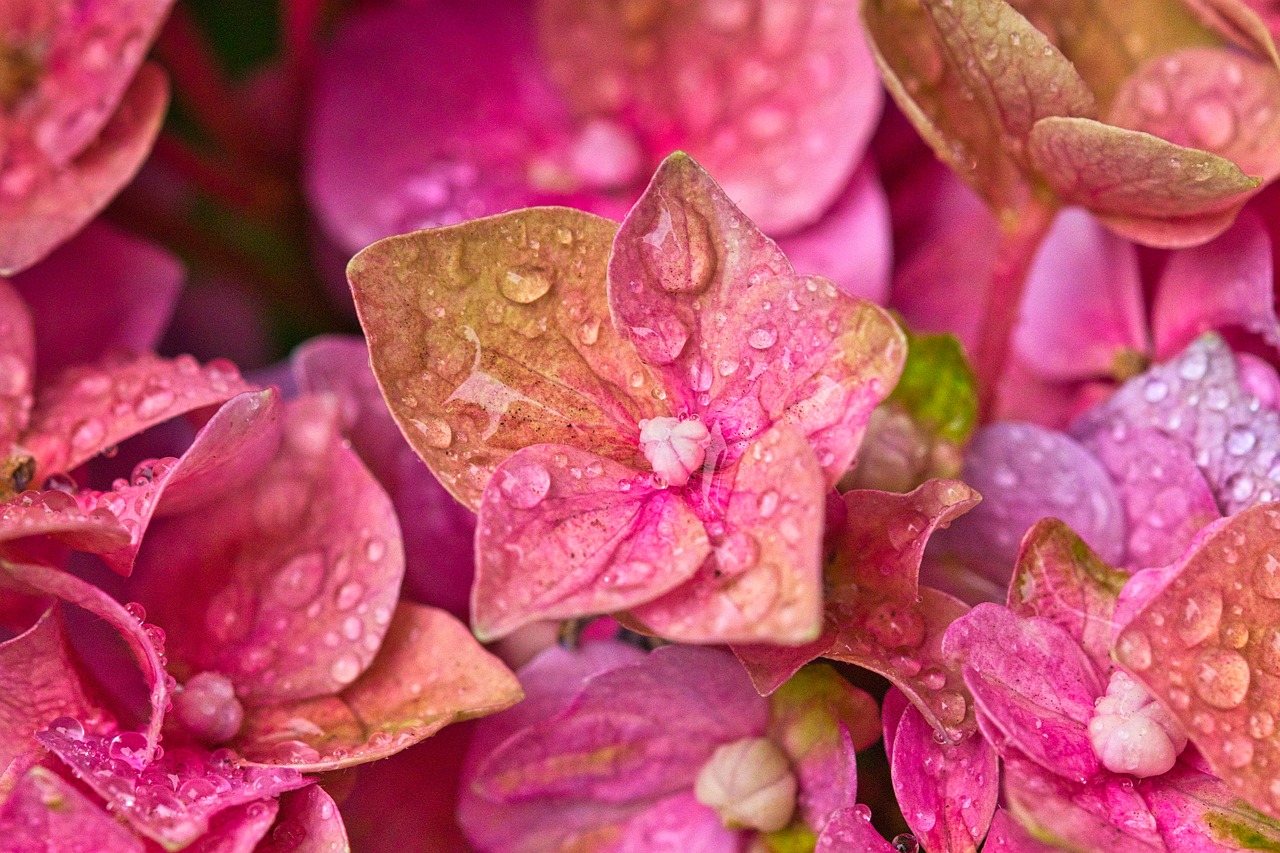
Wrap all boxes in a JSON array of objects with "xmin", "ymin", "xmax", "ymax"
[
  {"xmin": 500, "ymin": 265, "xmax": 553, "ymax": 304},
  {"xmin": 757, "ymin": 490, "xmax": 779, "ymax": 518},
  {"xmin": 1256, "ymin": 552, "xmax": 1280, "ymax": 599},
  {"xmin": 1193, "ymin": 647, "xmax": 1250, "ymax": 709},
  {"xmin": 748, "ymin": 326, "xmax": 777, "ymax": 350},
  {"xmin": 1190, "ymin": 98, "xmax": 1237, "ymax": 150},
  {"xmin": 268, "ymin": 551, "xmax": 327, "ymax": 608},
  {"xmin": 1176, "ymin": 588, "xmax": 1222, "ymax": 647},
  {"xmin": 498, "ymin": 462, "xmax": 552, "ymax": 509},
  {"xmin": 865, "ymin": 602, "xmax": 925, "ymax": 649},
  {"xmin": 330, "ymin": 653, "xmax": 361, "ymax": 686},
  {"xmin": 48, "ymin": 716, "xmax": 85, "ymax": 741},
  {"xmin": 108, "ymin": 731, "xmax": 150, "ymax": 771},
  {"xmin": 412, "ymin": 417, "xmax": 452, "ymax": 449},
  {"xmin": 935, "ymin": 690, "xmax": 967, "ymax": 726},
  {"xmin": 1116, "ymin": 629, "xmax": 1153, "ymax": 671}
]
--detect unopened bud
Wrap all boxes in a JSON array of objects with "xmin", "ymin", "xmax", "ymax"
[{"xmin": 694, "ymin": 736, "xmax": 797, "ymax": 832}]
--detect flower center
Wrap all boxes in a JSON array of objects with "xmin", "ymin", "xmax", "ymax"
[
  {"xmin": 693, "ymin": 736, "xmax": 797, "ymax": 833},
  {"xmin": 1088, "ymin": 669, "xmax": 1187, "ymax": 777},
  {"xmin": 172, "ymin": 671, "xmax": 244, "ymax": 744},
  {"xmin": 638, "ymin": 416, "xmax": 710, "ymax": 487}
]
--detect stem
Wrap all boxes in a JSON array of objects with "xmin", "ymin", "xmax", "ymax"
[{"xmin": 974, "ymin": 199, "xmax": 1057, "ymax": 421}]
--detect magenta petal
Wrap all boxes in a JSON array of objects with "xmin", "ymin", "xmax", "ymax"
[
  {"xmin": 470, "ymin": 646, "xmax": 766, "ymax": 804},
  {"xmin": 0, "ymin": 490, "xmax": 130, "ymax": 554},
  {"xmin": 127, "ymin": 394, "xmax": 403, "ymax": 704},
  {"xmin": 256, "ymin": 785, "xmax": 350, "ymax": 853},
  {"xmin": 1152, "ymin": 209, "xmax": 1280, "ymax": 358},
  {"xmin": 891, "ymin": 703, "xmax": 998, "ymax": 853},
  {"xmin": 472, "ymin": 443, "xmax": 709, "ymax": 642},
  {"xmin": 608, "ymin": 152, "xmax": 904, "ymax": 484},
  {"xmin": 631, "ymin": 424, "xmax": 826, "ymax": 645},
  {"xmin": 11, "ymin": 220, "xmax": 183, "ymax": 382},
  {"xmin": 815, "ymin": 806, "xmax": 896, "ymax": 852},
  {"xmin": 37, "ymin": 728, "xmax": 306, "ymax": 850},
  {"xmin": 1014, "ymin": 208, "xmax": 1149, "ymax": 381},
  {"xmin": 982, "ymin": 808, "xmax": 1062, "ymax": 853},
  {"xmin": 1140, "ymin": 764, "xmax": 1280, "ymax": 852},
  {"xmin": 0, "ymin": 766, "xmax": 145, "ymax": 852},
  {"xmin": 23, "ymin": 351, "xmax": 252, "ymax": 479},
  {"xmin": 944, "ymin": 604, "xmax": 1103, "ymax": 782},
  {"xmin": 0, "ymin": 279, "xmax": 34, "ymax": 448},
  {"xmin": 187, "ymin": 799, "xmax": 279, "ymax": 853},
  {"xmin": 610, "ymin": 792, "xmax": 740, "ymax": 853}
]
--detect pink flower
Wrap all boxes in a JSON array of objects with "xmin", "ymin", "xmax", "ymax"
[{"xmin": 349, "ymin": 152, "xmax": 905, "ymax": 644}]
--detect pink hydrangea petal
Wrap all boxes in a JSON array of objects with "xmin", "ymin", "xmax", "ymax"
[
  {"xmin": 1109, "ymin": 47, "xmax": 1280, "ymax": 182},
  {"xmin": 349, "ymin": 206, "xmax": 663, "ymax": 511},
  {"xmin": 188, "ymin": 799, "xmax": 279, "ymax": 853},
  {"xmin": 0, "ymin": 766, "xmax": 145, "ymax": 852},
  {"xmin": 22, "ymin": 351, "xmax": 251, "ymax": 480},
  {"xmin": 126, "ymin": 394, "xmax": 403, "ymax": 704},
  {"xmin": 944, "ymin": 604, "xmax": 1104, "ymax": 782},
  {"xmin": 776, "ymin": 161, "xmax": 892, "ymax": 302},
  {"xmin": 1111, "ymin": 501, "xmax": 1280, "ymax": 820},
  {"xmin": 1151, "ymin": 209, "xmax": 1280, "ymax": 358},
  {"xmin": 938, "ymin": 422, "xmax": 1126, "ymax": 581},
  {"xmin": 610, "ymin": 792, "xmax": 740, "ymax": 853},
  {"xmin": 2, "ymin": 560, "xmax": 167, "ymax": 758},
  {"xmin": 1006, "ymin": 519, "xmax": 1131, "ymax": 667},
  {"xmin": 1073, "ymin": 334, "xmax": 1280, "ymax": 514},
  {"xmin": 472, "ymin": 443, "xmax": 709, "ymax": 642},
  {"xmin": 629, "ymin": 424, "xmax": 825, "ymax": 645},
  {"xmin": 815, "ymin": 806, "xmax": 896, "ymax": 852},
  {"xmin": 11, "ymin": 220, "xmax": 182, "ymax": 382},
  {"xmin": 292, "ymin": 335, "xmax": 475, "ymax": 616},
  {"xmin": 0, "ymin": 62, "xmax": 169, "ymax": 275},
  {"xmin": 982, "ymin": 808, "xmax": 1062, "ymax": 853},
  {"xmin": 1141, "ymin": 763, "xmax": 1280, "ymax": 851},
  {"xmin": 256, "ymin": 785, "xmax": 349, "ymax": 853},
  {"xmin": 541, "ymin": 0, "xmax": 883, "ymax": 234},
  {"xmin": 236, "ymin": 603, "xmax": 520, "ymax": 772},
  {"xmin": 1014, "ymin": 208, "xmax": 1149, "ymax": 381},
  {"xmin": 1078, "ymin": 426, "xmax": 1222, "ymax": 570},
  {"xmin": 890, "ymin": 702, "xmax": 999, "ymax": 853},
  {"xmin": 1027, "ymin": 116, "xmax": 1258, "ymax": 248},
  {"xmin": 0, "ymin": 490, "xmax": 131, "ymax": 554},
  {"xmin": 608, "ymin": 152, "xmax": 905, "ymax": 485},
  {"xmin": 470, "ymin": 645, "xmax": 765, "ymax": 805},
  {"xmin": 0, "ymin": 279, "xmax": 34, "ymax": 448},
  {"xmin": 37, "ymin": 728, "xmax": 307, "ymax": 849}
]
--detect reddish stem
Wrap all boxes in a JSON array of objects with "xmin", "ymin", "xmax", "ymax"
[{"xmin": 974, "ymin": 199, "xmax": 1057, "ymax": 421}]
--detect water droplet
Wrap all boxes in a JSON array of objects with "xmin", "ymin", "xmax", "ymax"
[
  {"xmin": 865, "ymin": 602, "xmax": 925, "ymax": 648},
  {"xmin": 920, "ymin": 668, "xmax": 947, "ymax": 691},
  {"xmin": 1256, "ymin": 552, "xmax": 1280, "ymax": 599},
  {"xmin": 500, "ymin": 265, "xmax": 553, "ymax": 304},
  {"xmin": 1179, "ymin": 348, "xmax": 1208, "ymax": 381},
  {"xmin": 1143, "ymin": 378, "xmax": 1169, "ymax": 403},
  {"xmin": 412, "ymin": 417, "xmax": 452, "ymax": 449},
  {"xmin": 935, "ymin": 690, "xmax": 967, "ymax": 726},
  {"xmin": 48, "ymin": 716, "xmax": 84, "ymax": 741},
  {"xmin": 173, "ymin": 672, "xmax": 244, "ymax": 744},
  {"xmin": 1116, "ymin": 629, "xmax": 1153, "ymax": 671},
  {"xmin": 892, "ymin": 834, "xmax": 920, "ymax": 853},
  {"xmin": 715, "ymin": 531, "xmax": 759, "ymax": 577},
  {"xmin": 71, "ymin": 418, "xmax": 106, "ymax": 450},
  {"xmin": 1250, "ymin": 711, "xmax": 1275, "ymax": 739},
  {"xmin": 1222, "ymin": 735, "xmax": 1254, "ymax": 769},
  {"xmin": 335, "ymin": 580, "xmax": 365, "ymax": 611},
  {"xmin": 330, "ymin": 654, "xmax": 361, "ymax": 686},
  {"xmin": 268, "ymin": 551, "xmax": 326, "ymax": 608},
  {"xmin": 1190, "ymin": 99, "xmax": 1237, "ymax": 150},
  {"xmin": 577, "ymin": 318, "xmax": 601, "ymax": 346},
  {"xmin": 757, "ymin": 490, "xmax": 779, "ymax": 518},
  {"xmin": 1194, "ymin": 647, "xmax": 1250, "ymax": 709},
  {"xmin": 748, "ymin": 327, "xmax": 777, "ymax": 350},
  {"xmin": 1177, "ymin": 588, "xmax": 1222, "ymax": 647},
  {"xmin": 108, "ymin": 731, "xmax": 150, "ymax": 771},
  {"xmin": 599, "ymin": 560, "xmax": 655, "ymax": 587},
  {"xmin": 365, "ymin": 537, "xmax": 386, "ymax": 562},
  {"xmin": 689, "ymin": 357, "xmax": 713, "ymax": 392},
  {"xmin": 498, "ymin": 462, "xmax": 552, "ymax": 509}
]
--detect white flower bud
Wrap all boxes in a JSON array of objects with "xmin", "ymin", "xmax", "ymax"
[
  {"xmin": 694, "ymin": 736, "xmax": 797, "ymax": 833},
  {"xmin": 639, "ymin": 416, "xmax": 711, "ymax": 487},
  {"xmin": 1089, "ymin": 670, "xmax": 1187, "ymax": 777}
]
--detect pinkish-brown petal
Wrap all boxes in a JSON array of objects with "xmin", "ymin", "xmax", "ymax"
[
  {"xmin": 472, "ymin": 443, "xmax": 709, "ymax": 642},
  {"xmin": 235, "ymin": 603, "xmax": 520, "ymax": 772},
  {"xmin": 348, "ymin": 207, "xmax": 663, "ymax": 511}
]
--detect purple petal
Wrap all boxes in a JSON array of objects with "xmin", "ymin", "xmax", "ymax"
[{"xmin": 0, "ymin": 767, "xmax": 145, "ymax": 852}]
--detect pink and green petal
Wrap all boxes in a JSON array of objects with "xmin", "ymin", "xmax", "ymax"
[
  {"xmin": 944, "ymin": 604, "xmax": 1103, "ymax": 781},
  {"xmin": 609, "ymin": 152, "xmax": 905, "ymax": 484},
  {"xmin": 235, "ymin": 603, "xmax": 521, "ymax": 772},
  {"xmin": 472, "ymin": 443, "xmax": 710, "ymax": 642},
  {"xmin": 0, "ymin": 62, "xmax": 170, "ymax": 275},
  {"xmin": 37, "ymin": 728, "xmax": 307, "ymax": 850},
  {"xmin": 1007, "ymin": 519, "xmax": 1131, "ymax": 667},
  {"xmin": 890, "ymin": 702, "xmax": 999, "ymax": 853},
  {"xmin": 0, "ymin": 766, "xmax": 145, "ymax": 853},
  {"xmin": 255, "ymin": 785, "xmax": 349, "ymax": 853},
  {"xmin": 1112, "ymin": 501, "xmax": 1280, "ymax": 820},
  {"xmin": 1141, "ymin": 764, "xmax": 1280, "ymax": 851},
  {"xmin": 11, "ymin": 221, "xmax": 183, "ymax": 382},
  {"xmin": 610, "ymin": 792, "xmax": 740, "ymax": 853},
  {"xmin": 540, "ymin": 0, "xmax": 883, "ymax": 234},
  {"xmin": 0, "ymin": 279, "xmax": 35, "ymax": 449},
  {"xmin": 22, "ymin": 351, "xmax": 252, "ymax": 480},
  {"xmin": 982, "ymin": 808, "xmax": 1063, "ymax": 853},
  {"xmin": 349, "ymin": 206, "xmax": 662, "ymax": 511},
  {"xmin": 629, "ymin": 424, "xmax": 825, "ymax": 645},
  {"xmin": 814, "ymin": 806, "xmax": 896, "ymax": 852},
  {"xmin": 126, "ymin": 395, "xmax": 403, "ymax": 704}
]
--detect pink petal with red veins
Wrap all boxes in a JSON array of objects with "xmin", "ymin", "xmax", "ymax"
[
  {"xmin": 187, "ymin": 799, "xmax": 279, "ymax": 853},
  {"xmin": 1141, "ymin": 763, "xmax": 1280, "ymax": 851},
  {"xmin": 1152, "ymin": 209, "xmax": 1280, "ymax": 357},
  {"xmin": 1027, "ymin": 116, "xmax": 1258, "ymax": 248},
  {"xmin": 1007, "ymin": 519, "xmax": 1131, "ymax": 667},
  {"xmin": 1111, "ymin": 48, "xmax": 1280, "ymax": 182},
  {"xmin": 0, "ymin": 607, "xmax": 107, "ymax": 775},
  {"xmin": 1014, "ymin": 208, "xmax": 1150, "ymax": 381},
  {"xmin": 470, "ymin": 646, "xmax": 765, "ymax": 804},
  {"xmin": 1073, "ymin": 334, "xmax": 1280, "ymax": 514},
  {"xmin": 127, "ymin": 394, "xmax": 403, "ymax": 704},
  {"xmin": 0, "ymin": 766, "xmax": 145, "ymax": 852},
  {"xmin": 891, "ymin": 702, "xmax": 998, "ymax": 853},
  {"xmin": 11, "ymin": 220, "xmax": 182, "ymax": 382},
  {"xmin": 776, "ymin": 161, "xmax": 892, "ymax": 302},
  {"xmin": 541, "ymin": 0, "xmax": 882, "ymax": 234},
  {"xmin": 940, "ymin": 422, "xmax": 1126, "ymax": 579},
  {"xmin": 292, "ymin": 335, "xmax": 476, "ymax": 616},
  {"xmin": 256, "ymin": 785, "xmax": 349, "ymax": 853},
  {"xmin": 610, "ymin": 792, "xmax": 741, "ymax": 852},
  {"xmin": 815, "ymin": 806, "xmax": 896, "ymax": 852},
  {"xmin": 1111, "ymin": 501, "xmax": 1280, "ymax": 820},
  {"xmin": 629, "ymin": 424, "xmax": 825, "ymax": 645},
  {"xmin": 236, "ymin": 603, "xmax": 520, "ymax": 772},
  {"xmin": 23, "ymin": 351, "xmax": 251, "ymax": 480},
  {"xmin": 0, "ymin": 280, "xmax": 34, "ymax": 448},
  {"xmin": 2, "ymin": 560, "xmax": 167, "ymax": 757},
  {"xmin": 982, "ymin": 808, "xmax": 1062, "ymax": 853},
  {"xmin": 0, "ymin": 62, "xmax": 169, "ymax": 275},
  {"xmin": 37, "ymin": 727, "xmax": 306, "ymax": 850},
  {"xmin": 1078, "ymin": 426, "xmax": 1222, "ymax": 570},
  {"xmin": 609, "ymin": 153, "xmax": 904, "ymax": 484},
  {"xmin": 472, "ymin": 443, "xmax": 709, "ymax": 642},
  {"xmin": 349, "ymin": 207, "xmax": 662, "ymax": 511},
  {"xmin": 944, "ymin": 604, "xmax": 1104, "ymax": 781}
]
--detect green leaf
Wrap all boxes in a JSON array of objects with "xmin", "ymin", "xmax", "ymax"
[{"xmin": 887, "ymin": 329, "xmax": 978, "ymax": 447}]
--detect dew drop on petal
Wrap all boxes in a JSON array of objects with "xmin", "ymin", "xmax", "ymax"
[
  {"xmin": 500, "ymin": 265, "xmax": 553, "ymax": 304},
  {"xmin": 757, "ymin": 490, "xmax": 779, "ymax": 518},
  {"xmin": 48, "ymin": 716, "xmax": 84, "ymax": 741},
  {"xmin": 412, "ymin": 417, "xmax": 452, "ymax": 449},
  {"xmin": 1193, "ymin": 647, "xmax": 1250, "ymax": 709},
  {"xmin": 1116, "ymin": 629, "xmax": 1153, "ymax": 671},
  {"xmin": 748, "ymin": 327, "xmax": 777, "ymax": 350},
  {"xmin": 330, "ymin": 654, "xmax": 361, "ymax": 686},
  {"xmin": 1255, "ymin": 552, "xmax": 1280, "ymax": 599},
  {"xmin": 1176, "ymin": 588, "xmax": 1222, "ymax": 647},
  {"xmin": 498, "ymin": 462, "xmax": 552, "ymax": 509}
]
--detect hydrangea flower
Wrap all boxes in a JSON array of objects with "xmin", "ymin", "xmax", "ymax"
[{"xmin": 349, "ymin": 152, "xmax": 905, "ymax": 645}]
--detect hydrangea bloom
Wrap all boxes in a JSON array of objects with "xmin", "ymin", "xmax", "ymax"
[{"xmin": 349, "ymin": 152, "xmax": 905, "ymax": 645}]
